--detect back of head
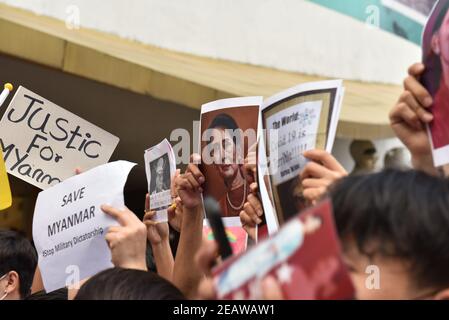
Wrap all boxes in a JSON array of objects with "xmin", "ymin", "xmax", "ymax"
[
  {"xmin": 0, "ymin": 229, "xmax": 37, "ymax": 299},
  {"xmin": 329, "ymin": 169, "xmax": 449, "ymax": 292},
  {"xmin": 74, "ymin": 267, "xmax": 185, "ymax": 300}
]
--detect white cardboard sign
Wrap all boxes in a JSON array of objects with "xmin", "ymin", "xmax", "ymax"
[
  {"xmin": 0, "ymin": 86, "xmax": 120, "ymax": 189},
  {"xmin": 32, "ymin": 160, "xmax": 136, "ymax": 292}
]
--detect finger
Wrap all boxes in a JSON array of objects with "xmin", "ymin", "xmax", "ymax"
[
  {"xmin": 101, "ymin": 205, "xmax": 130, "ymax": 226},
  {"xmin": 249, "ymin": 182, "xmax": 258, "ymax": 194},
  {"xmin": 247, "ymin": 194, "xmax": 263, "ymax": 217},
  {"xmin": 243, "ymin": 202, "xmax": 262, "ymax": 225},
  {"xmin": 105, "ymin": 233, "xmax": 116, "ymax": 248},
  {"xmin": 145, "ymin": 193, "xmax": 150, "ymax": 212},
  {"xmin": 300, "ymin": 161, "xmax": 333, "ymax": 180},
  {"xmin": 176, "ymin": 177, "xmax": 195, "ymax": 191},
  {"xmin": 185, "ymin": 172, "xmax": 201, "ymax": 191},
  {"xmin": 389, "ymin": 102, "xmax": 423, "ymax": 130},
  {"xmin": 262, "ymin": 276, "xmax": 284, "ymax": 300},
  {"xmin": 400, "ymin": 91, "xmax": 433, "ymax": 123},
  {"xmin": 303, "ymin": 187, "xmax": 326, "ymax": 202},
  {"xmin": 303, "ymin": 149, "xmax": 346, "ymax": 172},
  {"xmin": 408, "ymin": 63, "xmax": 425, "ymax": 77},
  {"xmin": 143, "ymin": 220, "xmax": 157, "ymax": 228},
  {"xmin": 403, "ymin": 75, "xmax": 433, "ymax": 108},
  {"xmin": 302, "ymin": 178, "xmax": 326, "ymax": 189},
  {"xmin": 186, "ymin": 163, "xmax": 205, "ymax": 184},
  {"xmin": 240, "ymin": 210, "xmax": 256, "ymax": 227},
  {"xmin": 143, "ymin": 210, "xmax": 157, "ymax": 222},
  {"xmin": 107, "ymin": 226, "xmax": 121, "ymax": 233}
]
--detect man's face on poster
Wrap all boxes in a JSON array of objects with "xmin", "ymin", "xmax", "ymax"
[
  {"xmin": 155, "ymin": 157, "xmax": 164, "ymax": 190},
  {"xmin": 209, "ymin": 127, "xmax": 241, "ymax": 181},
  {"xmin": 156, "ymin": 158, "xmax": 164, "ymax": 176},
  {"xmin": 433, "ymin": 10, "xmax": 449, "ymax": 74}
]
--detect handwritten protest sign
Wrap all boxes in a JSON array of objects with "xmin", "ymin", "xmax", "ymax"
[
  {"xmin": 212, "ymin": 200, "xmax": 354, "ymax": 300},
  {"xmin": 0, "ymin": 86, "xmax": 120, "ymax": 190},
  {"xmin": 0, "ymin": 149, "xmax": 12, "ymax": 210},
  {"xmin": 32, "ymin": 160, "xmax": 135, "ymax": 292},
  {"xmin": 144, "ymin": 139, "xmax": 176, "ymax": 222}
]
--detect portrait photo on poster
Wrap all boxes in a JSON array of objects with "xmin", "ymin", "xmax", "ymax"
[
  {"xmin": 421, "ymin": 0, "xmax": 449, "ymax": 167},
  {"xmin": 199, "ymin": 97, "xmax": 262, "ymax": 219},
  {"xmin": 149, "ymin": 154, "xmax": 171, "ymax": 195},
  {"xmin": 144, "ymin": 139, "xmax": 176, "ymax": 222},
  {"xmin": 259, "ymin": 80, "xmax": 344, "ymax": 233}
]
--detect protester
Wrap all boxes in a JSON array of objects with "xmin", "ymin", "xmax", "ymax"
[
  {"xmin": 0, "ymin": 229, "xmax": 37, "ymax": 300},
  {"xmin": 74, "ymin": 267, "xmax": 184, "ymax": 300},
  {"xmin": 206, "ymin": 169, "xmax": 449, "ymax": 300},
  {"xmin": 171, "ymin": 154, "xmax": 206, "ymax": 298}
]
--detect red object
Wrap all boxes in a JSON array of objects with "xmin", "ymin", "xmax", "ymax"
[
  {"xmin": 212, "ymin": 200, "xmax": 355, "ymax": 300},
  {"xmin": 431, "ymin": 78, "xmax": 449, "ymax": 149}
]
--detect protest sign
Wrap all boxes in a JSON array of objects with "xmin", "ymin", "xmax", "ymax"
[
  {"xmin": 421, "ymin": 0, "xmax": 449, "ymax": 167},
  {"xmin": 0, "ymin": 86, "xmax": 120, "ymax": 189},
  {"xmin": 258, "ymin": 80, "xmax": 344, "ymax": 234},
  {"xmin": 144, "ymin": 139, "xmax": 176, "ymax": 222},
  {"xmin": 203, "ymin": 217, "xmax": 248, "ymax": 255},
  {"xmin": 32, "ymin": 160, "xmax": 136, "ymax": 292},
  {"xmin": 0, "ymin": 149, "xmax": 12, "ymax": 210},
  {"xmin": 199, "ymin": 97, "xmax": 262, "ymax": 218},
  {"xmin": 212, "ymin": 199, "xmax": 354, "ymax": 300}
]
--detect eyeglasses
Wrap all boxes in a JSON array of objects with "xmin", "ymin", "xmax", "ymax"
[{"xmin": 0, "ymin": 273, "xmax": 7, "ymax": 281}]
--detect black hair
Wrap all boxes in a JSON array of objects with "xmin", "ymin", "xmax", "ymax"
[
  {"xmin": 0, "ymin": 229, "xmax": 38, "ymax": 298},
  {"xmin": 74, "ymin": 267, "xmax": 185, "ymax": 300},
  {"xmin": 208, "ymin": 113, "xmax": 240, "ymax": 145},
  {"xmin": 329, "ymin": 169, "xmax": 449, "ymax": 291}
]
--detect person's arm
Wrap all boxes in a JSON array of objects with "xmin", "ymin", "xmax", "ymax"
[
  {"xmin": 172, "ymin": 155, "xmax": 205, "ymax": 298},
  {"xmin": 390, "ymin": 63, "xmax": 439, "ymax": 176},
  {"xmin": 143, "ymin": 194, "xmax": 174, "ymax": 281}
]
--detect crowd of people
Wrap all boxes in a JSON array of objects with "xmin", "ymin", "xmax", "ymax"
[{"xmin": 1, "ymin": 61, "xmax": 449, "ymax": 301}]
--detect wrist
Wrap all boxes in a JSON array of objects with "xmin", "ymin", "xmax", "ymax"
[
  {"xmin": 118, "ymin": 257, "xmax": 148, "ymax": 271},
  {"xmin": 151, "ymin": 238, "xmax": 171, "ymax": 253},
  {"xmin": 412, "ymin": 154, "xmax": 438, "ymax": 176}
]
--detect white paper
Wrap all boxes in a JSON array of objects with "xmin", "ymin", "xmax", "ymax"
[
  {"xmin": 259, "ymin": 80, "xmax": 344, "ymax": 234},
  {"xmin": 144, "ymin": 139, "xmax": 176, "ymax": 222},
  {"xmin": 32, "ymin": 160, "xmax": 136, "ymax": 292},
  {"xmin": 0, "ymin": 86, "xmax": 120, "ymax": 190},
  {"xmin": 266, "ymin": 101, "xmax": 323, "ymax": 185}
]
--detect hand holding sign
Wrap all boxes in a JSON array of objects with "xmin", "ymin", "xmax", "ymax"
[
  {"xmin": 390, "ymin": 63, "xmax": 436, "ymax": 174},
  {"xmin": 102, "ymin": 204, "xmax": 148, "ymax": 271},
  {"xmin": 33, "ymin": 160, "xmax": 135, "ymax": 292},
  {"xmin": 300, "ymin": 149, "xmax": 347, "ymax": 204},
  {"xmin": 143, "ymin": 193, "xmax": 169, "ymax": 246},
  {"xmin": 0, "ymin": 86, "xmax": 119, "ymax": 189},
  {"xmin": 175, "ymin": 154, "xmax": 205, "ymax": 210}
]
